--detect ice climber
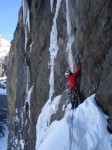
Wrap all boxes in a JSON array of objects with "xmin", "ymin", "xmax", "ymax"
[{"xmin": 65, "ymin": 61, "xmax": 81, "ymax": 109}]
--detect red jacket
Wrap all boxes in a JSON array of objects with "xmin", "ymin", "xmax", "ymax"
[{"xmin": 66, "ymin": 64, "xmax": 81, "ymax": 89}]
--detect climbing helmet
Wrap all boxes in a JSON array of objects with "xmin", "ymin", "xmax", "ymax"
[{"xmin": 65, "ymin": 70, "xmax": 71, "ymax": 76}]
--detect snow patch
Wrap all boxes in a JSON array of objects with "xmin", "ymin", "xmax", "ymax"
[
  {"xmin": 36, "ymin": 95, "xmax": 61, "ymax": 149},
  {"xmin": 0, "ymin": 36, "xmax": 10, "ymax": 58},
  {"xmin": 19, "ymin": 139, "xmax": 24, "ymax": 150},
  {"xmin": 36, "ymin": 95, "xmax": 112, "ymax": 150},
  {"xmin": 26, "ymin": 86, "xmax": 34, "ymax": 119},
  {"xmin": 0, "ymin": 125, "xmax": 8, "ymax": 150},
  {"xmin": 0, "ymin": 77, "xmax": 7, "ymax": 95},
  {"xmin": 0, "ymin": 88, "xmax": 6, "ymax": 95}
]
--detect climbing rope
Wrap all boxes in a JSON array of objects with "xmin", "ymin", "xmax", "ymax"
[
  {"xmin": 68, "ymin": 87, "xmax": 80, "ymax": 149},
  {"xmin": 69, "ymin": 109, "xmax": 74, "ymax": 150}
]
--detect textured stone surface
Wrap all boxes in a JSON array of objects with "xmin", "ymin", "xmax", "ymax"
[
  {"xmin": 0, "ymin": 95, "xmax": 7, "ymax": 137},
  {"xmin": 7, "ymin": 0, "xmax": 112, "ymax": 149}
]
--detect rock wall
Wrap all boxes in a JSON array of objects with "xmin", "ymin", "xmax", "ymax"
[
  {"xmin": 74, "ymin": 0, "xmax": 112, "ymax": 129},
  {"xmin": 7, "ymin": 0, "xmax": 112, "ymax": 149},
  {"xmin": 0, "ymin": 95, "xmax": 7, "ymax": 136}
]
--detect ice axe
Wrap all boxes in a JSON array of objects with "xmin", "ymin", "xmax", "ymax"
[{"xmin": 75, "ymin": 53, "xmax": 80, "ymax": 65}]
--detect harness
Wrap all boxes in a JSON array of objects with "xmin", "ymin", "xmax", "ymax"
[{"xmin": 69, "ymin": 87, "xmax": 79, "ymax": 109}]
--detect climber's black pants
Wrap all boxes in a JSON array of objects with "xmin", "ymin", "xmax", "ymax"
[{"xmin": 69, "ymin": 87, "xmax": 79, "ymax": 109}]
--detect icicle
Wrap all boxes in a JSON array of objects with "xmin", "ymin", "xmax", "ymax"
[
  {"xmin": 30, "ymin": 41, "xmax": 34, "ymax": 53},
  {"xmin": 66, "ymin": 0, "xmax": 74, "ymax": 72},
  {"xmin": 26, "ymin": 86, "xmax": 34, "ymax": 119},
  {"xmin": 66, "ymin": 35, "xmax": 74, "ymax": 72},
  {"xmin": 25, "ymin": 66, "xmax": 34, "ymax": 119},
  {"xmin": 22, "ymin": 0, "xmax": 27, "ymax": 25},
  {"xmin": 22, "ymin": 0, "xmax": 30, "ymax": 29},
  {"xmin": 22, "ymin": 0, "xmax": 30, "ymax": 31},
  {"xmin": 26, "ymin": 66, "xmax": 30, "ymax": 92},
  {"xmin": 26, "ymin": 8, "xmax": 30, "ymax": 32},
  {"xmin": 49, "ymin": 0, "xmax": 62, "ymax": 101},
  {"xmin": 50, "ymin": 0, "xmax": 54, "ymax": 12},
  {"xmin": 25, "ymin": 27, "xmax": 28, "ymax": 51},
  {"xmin": 20, "ymin": 110, "xmax": 23, "ymax": 126},
  {"xmin": 22, "ymin": 0, "xmax": 30, "ymax": 51}
]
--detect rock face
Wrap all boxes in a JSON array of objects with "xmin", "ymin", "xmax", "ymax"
[
  {"xmin": 7, "ymin": 0, "xmax": 112, "ymax": 149},
  {"xmin": 0, "ymin": 77, "xmax": 7, "ymax": 138},
  {"xmin": 0, "ymin": 95, "xmax": 7, "ymax": 137}
]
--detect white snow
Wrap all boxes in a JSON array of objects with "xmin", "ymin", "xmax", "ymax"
[
  {"xmin": 49, "ymin": 0, "xmax": 62, "ymax": 100},
  {"xmin": 0, "ymin": 77, "xmax": 7, "ymax": 95},
  {"xmin": 20, "ymin": 107, "xmax": 24, "ymax": 126},
  {"xmin": 26, "ymin": 86, "xmax": 34, "ymax": 119},
  {"xmin": 26, "ymin": 86, "xmax": 34, "ymax": 105},
  {"xmin": 0, "ymin": 36, "xmax": 10, "ymax": 69},
  {"xmin": 36, "ymin": 95, "xmax": 61, "ymax": 149},
  {"xmin": 36, "ymin": 94, "xmax": 112, "ymax": 150},
  {"xmin": 25, "ymin": 65, "xmax": 34, "ymax": 119},
  {"xmin": 0, "ymin": 125, "xmax": 8, "ymax": 150},
  {"xmin": 19, "ymin": 139, "xmax": 24, "ymax": 149},
  {"xmin": 0, "ymin": 76, "xmax": 8, "ymax": 150},
  {"xmin": 66, "ymin": 0, "xmax": 74, "ymax": 72},
  {"xmin": 0, "ymin": 88, "xmax": 6, "ymax": 95},
  {"xmin": 0, "ymin": 36, "xmax": 10, "ymax": 58}
]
